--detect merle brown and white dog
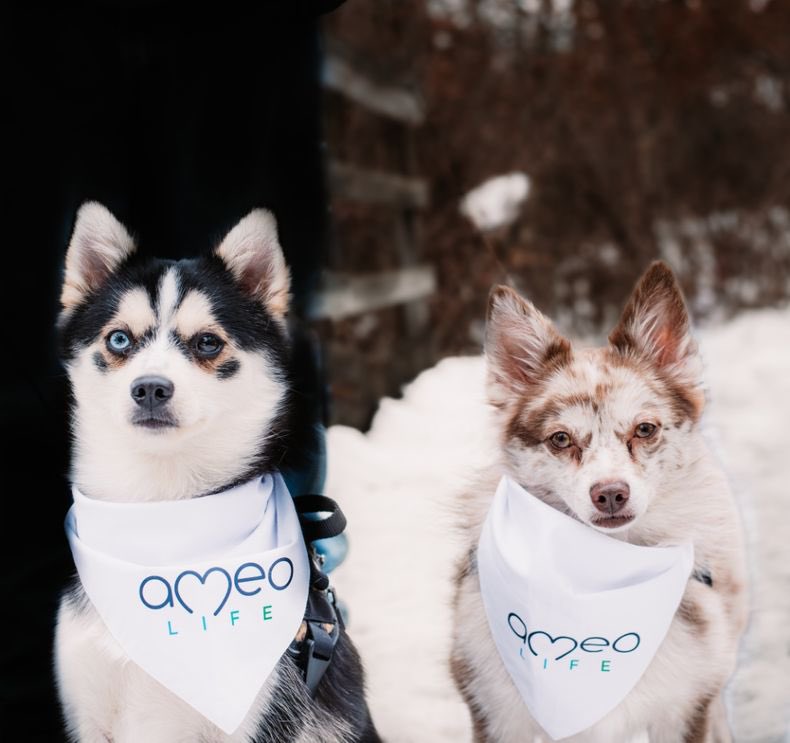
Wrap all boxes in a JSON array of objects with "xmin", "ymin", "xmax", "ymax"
[
  {"xmin": 450, "ymin": 262, "xmax": 748, "ymax": 742},
  {"xmin": 55, "ymin": 202, "xmax": 379, "ymax": 742}
]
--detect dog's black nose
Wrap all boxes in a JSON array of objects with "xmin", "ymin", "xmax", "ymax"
[
  {"xmin": 590, "ymin": 481, "xmax": 630, "ymax": 514},
  {"xmin": 130, "ymin": 376, "xmax": 174, "ymax": 410}
]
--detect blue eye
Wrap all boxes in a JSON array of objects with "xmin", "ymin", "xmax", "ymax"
[{"xmin": 107, "ymin": 330, "xmax": 132, "ymax": 354}]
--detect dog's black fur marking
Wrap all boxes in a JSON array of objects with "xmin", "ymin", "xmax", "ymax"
[
  {"xmin": 169, "ymin": 329, "xmax": 192, "ymax": 359},
  {"xmin": 216, "ymin": 358, "xmax": 241, "ymax": 380},
  {"xmin": 134, "ymin": 326, "xmax": 158, "ymax": 351},
  {"xmin": 312, "ymin": 632, "xmax": 381, "ymax": 743},
  {"xmin": 92, "ymin": 352, "xmax": 108, "ymax": 372}
]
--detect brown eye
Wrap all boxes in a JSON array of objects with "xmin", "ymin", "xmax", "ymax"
[
  {"xmin": 635, "ymin": 422, "xmax": 657, "ymax": 438},
  {"xmin": 549, "ymin": 431, "xmax": 572, "ymax": 449},
  {"xmin": 194, "ymin": 333, "xmax": 224, "ymax": 358}
]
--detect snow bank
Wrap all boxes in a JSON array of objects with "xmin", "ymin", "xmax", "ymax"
[
  {"xmin": 329, "ymin": 306, "xmax": 790, "ymax": 742},
  {"xmin": 327, "ymin": 357, "xmax": 492, "ymax": 742}
]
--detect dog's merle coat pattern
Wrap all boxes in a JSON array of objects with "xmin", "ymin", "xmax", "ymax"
[
  {"xmin": 55, "ymin": 203, "xmax": 378, "ymax": 742},
  {"xmin": 450, "ymin": 263, "xmax": 748, "ymax": 743}
]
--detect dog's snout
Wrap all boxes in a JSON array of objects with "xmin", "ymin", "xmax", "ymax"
[
  {"xmin": 131, "ymin": 376, "xmax": 174, "ymax": 410},
  {"xmin": 590, "ymin": 481, "xmax": 630, "ymax": 515}
]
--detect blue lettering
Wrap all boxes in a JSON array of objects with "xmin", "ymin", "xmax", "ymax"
[
  {"xmin": 234, "ymin": 562, "xmax": 266, "ymax": 596},
  {"xmin": 138, "ymin": 556, "xmax": 296, "ymax": 615},
  {"xmin": 268, "ymin": 557, "xmax": 294, "ymax": 591},
  {"xmin": 508, "ymin": 612, "xmax": 528, "ymax": 643},
  {"xmin": 527, "ymin": 631, "xmax": 578, "ymax": 661},
  {"xmin": 174, "ymin": 567, "xmax": 232, "ymax": 616},
  {"xmin": 580, "ymin": 636, "xmax": 609, "ymax": 653},
  {"xmin": 139, "ymin": 576, "xmax": 174, "ymax": 610},
  {"xmin": 612, "ymin": 632, "xmax": 640, "ymax": 653},
  {"xmin": 507, "ymin": 610, "xmax": 640, "ymax": 662}
]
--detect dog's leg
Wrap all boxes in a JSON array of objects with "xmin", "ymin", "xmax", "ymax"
[
  {"xmin": 653, "ymin": 692, "xmax": 731, "ymax": 743},
  {"xmin": 469, "ymin": 712, "xmax": 492, "ymax": 743},
  {"xmin": 55, "ymin": 598, "xmax": 118, "ymax": 743},
  {"xmin": 701, "ymin": 695, "xmax": 732, "ymax": 743},
  {"xmin": 450, "ymin": 555, "xmax": 548, "ymax": 743},
  {"xmin": 450, "ymin": 652, "xmax": 490, "ymax": 742},
  {"xmin": 450, "ymin": 605, "xmax": 496, "ymax": 743}
]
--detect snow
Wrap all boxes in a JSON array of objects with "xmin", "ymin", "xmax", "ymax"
[
  {"xmin": 329, "ymin": 305, "xmax": 790, "ymax": 743},
  {"xmin": 460, "ymin": 172, "xmax": 530, "ymax": 231}
]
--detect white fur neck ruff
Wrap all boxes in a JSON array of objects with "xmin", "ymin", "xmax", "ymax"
[
  {"xmin": 65, "ymin": 472, "xmax": 310, "ymax": 734},
  {"xmin": 477, "ymin": 476, "xmax": 694, "ymax": 740}
]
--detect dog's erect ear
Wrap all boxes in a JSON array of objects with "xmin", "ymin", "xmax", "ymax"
[
  {"xmin": 61, "ymin": 202, "xmax": 137, "ymax": 310},
  {"xmin": 609, "ymin": 261, "xmax": 702, "ymax": 386},
  {"xmin": 485, "ymin": 285, "xmax": 571, "ymax": 399},
  {"xmin": 214, "ymin": 209, "xmax": 291, "ymax": 320}
]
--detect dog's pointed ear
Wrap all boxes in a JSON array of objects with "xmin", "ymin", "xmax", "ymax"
[
  {"xmin": 485, "ymin": 285, "xmax": 571, "ymax": 400},
  {"xmin": 214, "ymin": 209, "xmax": 291, "ymax": 321},
  {"xmin": 609, "ymin": 261, "xmax": 703, "ymax": 398},
  {"xmin": 61, "ymin": 202, "xmax": 137, "ymax": 310}
]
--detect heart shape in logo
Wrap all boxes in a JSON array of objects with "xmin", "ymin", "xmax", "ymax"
[
  {"xmin": 174, "ymin": 567, "xmax": 233, "ymax": 617},
  {"xmin": 526, "ymin": 630, "xmax": 579, "ymax": 661}
]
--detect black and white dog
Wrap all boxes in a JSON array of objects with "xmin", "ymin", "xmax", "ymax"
[{"xmin": 55, "ymin": 202, "xmax": 379, "ymax": 742}]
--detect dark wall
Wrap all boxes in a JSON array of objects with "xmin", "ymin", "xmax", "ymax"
[{"xmin": 3, "ymin": 3, "xmax": 333, "ymax": 737}]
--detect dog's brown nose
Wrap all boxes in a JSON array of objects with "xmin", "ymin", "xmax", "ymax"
[{"xmin": 590, "ymin": 481, "xmax": 630, "ymax": 514}]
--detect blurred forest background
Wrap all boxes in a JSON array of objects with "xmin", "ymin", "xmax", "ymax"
[{"xmin": 314, "ymin": 0, "xmax": 790, "ymax": 429}]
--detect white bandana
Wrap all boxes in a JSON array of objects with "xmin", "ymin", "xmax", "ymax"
[
  {"xmin": 65, "ymin": 472, "xmax": 310, "ymax": 734},
  {"xmin": 477, "ymin": 476, "xmax": 694, "ymax": 740}
]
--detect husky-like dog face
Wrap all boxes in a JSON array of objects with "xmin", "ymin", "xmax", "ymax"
[
  {"xmin": 486, "ymin": 262, "xmax": 705, "ymax": 533},
  {"xmin": 59, "ymin": 202, "xmax": 293, "ymax": 501}
]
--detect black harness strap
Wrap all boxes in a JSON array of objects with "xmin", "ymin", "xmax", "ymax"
[
  {"xmin": 287, "ymin": 494, "xmax": 347, "ymax": 695},
  {"xmin": 294, "ymin": 494, "xmax": 347, "ymax": 545}
]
